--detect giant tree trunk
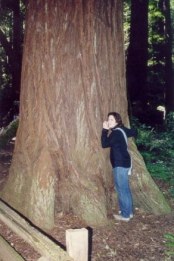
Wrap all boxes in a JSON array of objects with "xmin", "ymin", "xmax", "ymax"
[{"xmin": 1, "ymin": 0, "xmax": 170, "ymax": 229}]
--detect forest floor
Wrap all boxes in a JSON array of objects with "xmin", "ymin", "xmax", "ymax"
[{"xmin": 0, "ymin": 143, "xmax": 174, "ymax": 261}]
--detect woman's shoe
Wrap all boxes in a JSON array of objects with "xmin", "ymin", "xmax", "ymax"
[
  {"xmin": 118, "ymin": 211, "xmax": 133, "ymax": 219},
  {"xmin": 113, "ymin": 214, "xmax": 130, "ymax": 222}
]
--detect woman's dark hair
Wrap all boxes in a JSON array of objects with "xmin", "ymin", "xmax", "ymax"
[{"xmin": 107, "ymin": 112, "xmax": 124, "ymax": 127}]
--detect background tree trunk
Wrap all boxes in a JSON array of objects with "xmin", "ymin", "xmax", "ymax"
[
  {"xmin": 126, "ymin": 0, "xmax": 149, "ymax": 108},
  {"xmin": 1, "ymin": 0, "xmax": 170, "ymax": 229},
  {"xmin": 11, "ymin": 0, "xmax": 23, "ymax": 100},
  {"xmin": 162, "ymin": 0, "xmax": 174, "ymax": 113}
]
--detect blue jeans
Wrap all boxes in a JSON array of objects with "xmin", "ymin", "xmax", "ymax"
[{"xmin": 113, "ymin": 167, "xmax": 133, "ymax": 218}]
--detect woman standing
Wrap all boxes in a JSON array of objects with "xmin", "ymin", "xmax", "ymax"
[{"xmin": 101, "ymin": 112, "xmax": 137, "ymax": 222}]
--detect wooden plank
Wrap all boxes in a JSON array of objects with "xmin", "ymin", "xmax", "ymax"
[
  {"xmin": 66, "ymin": 228, "xmax": 88, "ymax": 261},
  {"xmin": 0, "ymin": 200, "xmax": 73, "ymax": 261},
  {"xmin": 0, "ymin": 235, "xmax": 25, "ymax": 261}
]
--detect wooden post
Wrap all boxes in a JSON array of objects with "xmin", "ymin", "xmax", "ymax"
[{"xmin": 66, "ymin": 228, "xmax": 88, "ymax": 261}]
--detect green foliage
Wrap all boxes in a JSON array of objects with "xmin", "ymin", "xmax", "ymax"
[
  {"xmin": 132, "ymin": 114, "xmax": 174, "ymax": 197},
  {"xmin": 0, "ymin": 0, "xmax": 14, "ymax": 86},
  {"xmin": 123, "ymin": 1, "xmax": 131, "ymax": 52},
  {"xmin": 164, "ymin": 233, "xmax": 174, "ymax": 257},
  {"xmin": 166, "ymin": 112, "xmax": 174, "ymax": 132},
  {"xmin": 0, "ymin": 0, "xmax": 25, "ymax": 126},
  {"xmin": 131, "ymin": 117, "xmax": 155, "ymax": 150},
  {"xmin": 0, "ymin": 118, "xmax": 19, "ymax": 149}
]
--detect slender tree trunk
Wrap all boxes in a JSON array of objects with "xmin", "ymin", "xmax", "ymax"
[
  {"xmin": 171, "ymin": 0, "xmax": 174, "ymax": 111},
  {"xmin": 1, "ymin": 0, "xmax": 170, "ymax": 229},
  {"xmin": 11, "ymin": 0, "xmax": 23, "ymax": 100},
  {"xmin": 162, "ymin": 0, "xmax": 174, "ymax": 113},
  {"xmin": 126, "ymin": 0, "xmax": 149, "ymax": 108}
]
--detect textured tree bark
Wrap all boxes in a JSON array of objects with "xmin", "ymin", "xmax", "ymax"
[{"xmin": 1, "ymin": 0, "xmax": 171, "ymax": 229}]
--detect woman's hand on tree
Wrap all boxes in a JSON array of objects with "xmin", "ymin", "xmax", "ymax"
[{"xmin": 103, "ymin": 121, "xmax": 109, "ymax": 130}]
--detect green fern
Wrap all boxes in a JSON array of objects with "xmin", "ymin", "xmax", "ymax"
[
  {"xmin": 132, "ymin": 116, "xmax": 174, "ymax": 197},
  {"xmin": 164, "ymin": 233, "xmax": 174, "ymax": 257},
  {"xmin": 0, "ymin": 118, "xmax": 19, "ymax": 148}
]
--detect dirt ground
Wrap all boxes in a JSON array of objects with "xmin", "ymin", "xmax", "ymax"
[{"xmin": 0, "ymin": 143, "xmax": 174, "ymax": 261}]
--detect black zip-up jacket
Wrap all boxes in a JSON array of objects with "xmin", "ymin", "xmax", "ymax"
[{"xmin": 101, "ymin": 126, "xmax": 137, "ymax": 168}]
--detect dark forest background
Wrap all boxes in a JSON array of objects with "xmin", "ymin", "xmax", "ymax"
[{"xmin": 124, "ymin": 0, "xmax": 174, "ymax": 125}]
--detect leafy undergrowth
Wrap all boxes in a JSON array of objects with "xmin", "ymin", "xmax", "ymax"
[{"xmin": 132, "ymin": 113, "xmax": 174, "ymax": 202}]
